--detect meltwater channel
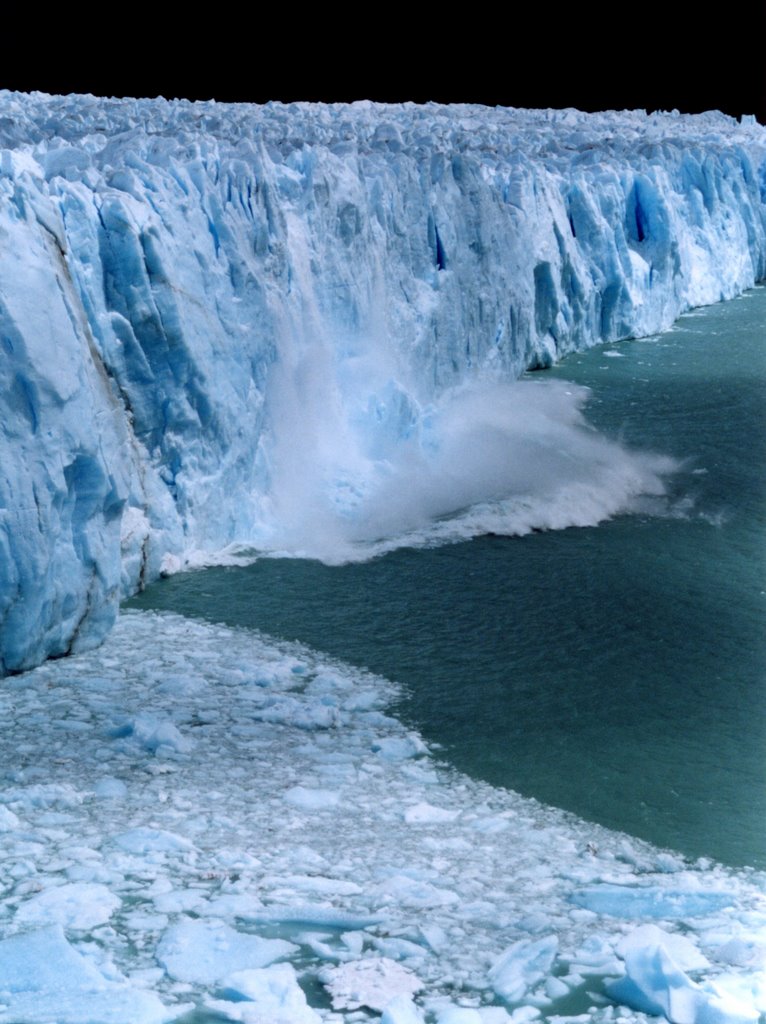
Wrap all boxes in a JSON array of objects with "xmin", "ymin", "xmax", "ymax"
[{"xmin": 129, "ymin": 287, "xmax": 766, "ymax": 871}]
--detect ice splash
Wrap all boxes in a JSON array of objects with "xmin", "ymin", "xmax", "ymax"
[
  {"xmin": 253, "ymin": 210, "xmax": 677, "ymax": 564},
  {"xmin": 260, "ymin": 357, "xmax": 677, "ymax": 563}
]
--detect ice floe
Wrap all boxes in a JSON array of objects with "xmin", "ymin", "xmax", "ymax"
[
  {"xmin": 0, "ymin": 609, "xmax": 762, "ymax": 1023},
  {"xmin": 0, "ymin": 925, "xmax": 179, "ymax": 1024},
  {"xmin": 156, "ymin": 918, "xmax": 297, "ymax": 985},
  {"xmin": 320, "ymin": 957, "xmax": 423, "ymax": 1011},
  {"xmin": 207, "ymin": 963, "xmax": 321, "ymax": 1022}
]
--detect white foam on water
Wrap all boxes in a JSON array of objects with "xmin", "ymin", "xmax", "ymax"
[{"xmin": 0, "ymin": 609, "xmax": 763, "ymax": 1023}]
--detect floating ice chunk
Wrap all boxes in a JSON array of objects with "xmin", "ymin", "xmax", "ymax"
[
  {"xmin": 0, "ymin": 925, "xmax": 174, "ymax": 1024},
  {"xmin": 59, "ymin": 845, "xmax": 102, "ymax": 864},
  {"xmin": 0, "ymin": 783, "xmax": 84, "ymax": 809},
  {"xmin": 371, "ymin": 735, "xmax": 428, "ymax": 761},
  {"xmin": 93, "ymin": 777, "xmax": 128, "ymax": 800},
  {"xmin": 469, "ymin": 814, "xmax": 510, "ymax": 834},
  {"xmin": 15, "ymin": 882, "xmax": 120, "ymax": 930},
  {"xmin": 156, "ymin": 918, "xmax": 298, "ymax": 985},
  {"xmin": 153, "ymin": 889, "xmax": 209, "ymax": 914},
  {"xmin": 607, "ymin": 945, "xmax": 695, "ymax": 1021},
  {"xmin": 206, "ymin": 963, "xmax": 321, "ymax": 1023},
  {"xmin": 283, "ymin": 786, "xmax": 341, "ymax": 810},
  {"xmin": 404, "ymin": 802, "xmax": 460, "ymax": 824},
  {"xmin": 342, "ymin": 931, "xmax": 366, "ymax": 956},
  {"xmin": 570, "ymin": 884, "xmax": 734, "ymax": 918},
  {"xmin": 303, "ymin": 933, "xmax": 351, "ymax": 962},
  {"xmin": 201, "ymin": 893, "xmax": 265, "ymax": 919},
  {"xmin": 66, "ymin": 862, "xmax": 124, "ymax": 886},
  {"xmin": 372, "ymin": 936, "xmax": 429, "ymax": 961},
  {"xmin": 261, "ymin": 873, "xmax": 361, "ymax": 896},
  {"xmin": 508, "ymin": 1009, "xmax": 540, "ymax": 1023},
  {"xmin": 251, "ymin": 698, "xmax": 340, "ymax": 730},
  {"xmin": 477, "ymin": 1010, "xmax": 514, "ymax": 1023},
  {"xmin": 545, "ymin": 975, "xmax": 570, "ymax": 998},
  {"xmin": 566, "ymin": 934, "xmax": 623, "ymax": 976},
  {"xmin": 489, "ymin": 935, "xmax": 558, "ymax": 1003},
  {"xmin": 156, "ymin": 673, "xmax": 208, "ymax": 696},
  {"xmin": 381, "ymin": 993, "xmax": 427, "ymax": 1023},
  {"xmin": 113, "ymin": 827, "xmax": 194, "ymax": 854},
  {"xmin": 0, "ymin": 805, "xmax": 20, "ymax": 829},
  {"xmin": 245, "ymin": 905, "xmax": 385, "ymax": 930},
  {"xmin": 370, "ymin": 874, "xmax": 459, "ymax": 909},
  {"xmin": 320, "ymin": 957, "xmax": 423, "ymax": 1011},
  {"xmin": 517, "ymin": 913, "xmax": 552, "ymax": 936},
  {"xmin": 606, "ymin": 942, "xmax": 760, "ymax": 1024},
  {"xmin": 712, "ymin": 939, "xmax": 766, "ymax": 968},
  {"xmin": 617, "ymin": 925, "xmax": 710, "ymax": 972},
  {"xmin": 0, "ymin": 925, "xmax": 106, "ymax": 993},
  {"xmin": 418, "ymin": 924, "xmax": 447, "ymax": 952},
  {"xmin": 701, "ymin": 972, "xmax": 766, "ymax": 1021},
  {"xmin": 655, "ymin": 852, "xmax": 687, "ymax": 873},
  {"xmin": 214, "ymin": 848, "xmax": 261, "ymax": 871},
  {"xmin": 112, "ymin": 714, "xmax": 193, "ymax": 755},
  {"xmin": 435, "ymin": 1005, "xmax": 483, "ymax": 1022},
  {"xmin": 343, "ymin": 688, "xmax": 386, "ymax": 711},
  {"xmin": 124, "ymin": 910, "xmax": 169, "ymax": 932},
  {"xmin": 0, "ymin": 984, "xmax": 182, "ymax": 1024}
]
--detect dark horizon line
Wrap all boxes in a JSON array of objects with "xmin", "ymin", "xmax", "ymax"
[{"xmin": 1, "ymin": 2, "xmax": 763, "ymax": 123}]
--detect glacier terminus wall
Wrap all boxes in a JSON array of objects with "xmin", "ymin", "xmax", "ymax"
[{"xmin": 1, "ymin": 92, "xmax": 765, "ymax": 672}]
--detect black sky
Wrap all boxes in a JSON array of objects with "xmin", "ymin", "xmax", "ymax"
[{"xmin": 2, "ymin": 10, "xmax": 764, "ymax": 123}]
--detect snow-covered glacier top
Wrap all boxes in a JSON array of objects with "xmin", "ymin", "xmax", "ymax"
[
  {"xmin": 1, "ymin": 92, "xmax": 764, "ymax": 672},
  {"xmin": 1, "ymin": 90, "xmax": 762, "ymax": 159}
]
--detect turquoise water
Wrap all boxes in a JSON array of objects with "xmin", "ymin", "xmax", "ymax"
[{"xmin": 129, "ymin": 287, "xmax": 766, "ymax": 869}]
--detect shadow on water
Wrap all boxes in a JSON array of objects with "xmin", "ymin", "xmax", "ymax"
[{"xmin": 129, "ymin": 288, "xmax": 766, "ymax": 870}]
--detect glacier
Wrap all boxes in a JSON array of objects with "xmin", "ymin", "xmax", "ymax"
[{"xmin": 0, "ymin": 91, "xmax": 765, "ymax": 672}]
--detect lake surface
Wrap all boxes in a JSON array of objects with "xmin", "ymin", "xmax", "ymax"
[{"xmin": 129, "ymin": 287, "xmax": 766, "ymax": 870}]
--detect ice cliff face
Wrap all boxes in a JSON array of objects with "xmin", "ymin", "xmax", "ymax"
[{"xmin": 1, "ymin": 92, "xmax": 765, "ymax": 672}]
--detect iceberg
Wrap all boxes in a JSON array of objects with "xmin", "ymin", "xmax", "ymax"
[
  {"xmin": 0, "ymin": 92, "xmax": 764, "ymax": 671},
  {"xmin": 489, "ymin": 936, "xmax": 559, "ymax": 1004},
  {"xmin": 0, "ymin": 925, "xmax": 177, "ymax": 1024},
  {"xmin": 156, "ymin": 918, "xmax": 298, "ymax": 985},
  {"xmin": 208, "ymin": 963, "xmax": 322, "ymax": 1023}
]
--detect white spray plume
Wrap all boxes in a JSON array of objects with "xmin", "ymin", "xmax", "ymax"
[{"xmin": 258, "ymin": 327, "xmax": 675, "ymax": 564}]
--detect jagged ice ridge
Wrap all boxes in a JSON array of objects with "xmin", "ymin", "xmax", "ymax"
[{"xmin": 0, "ymin": 92, "xmax": 764, "ymax": 672}]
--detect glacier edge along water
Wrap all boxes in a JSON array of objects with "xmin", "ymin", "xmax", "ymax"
[
  {"xmin": 1, "ymin": 95, "xmax": 766, "ymax": 672},
  {"xmin": 130, "ymin": 286, "xmax": 766, "ymax": 870}
]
